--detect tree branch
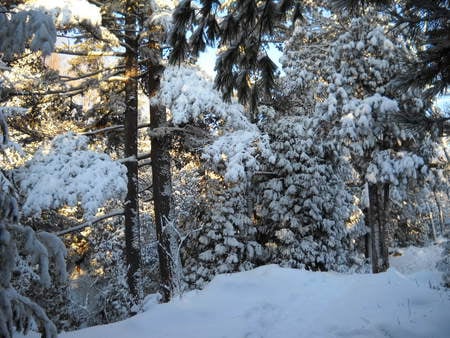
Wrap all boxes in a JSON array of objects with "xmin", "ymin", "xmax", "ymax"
[
  {"xmin": 80, "ymin": 122, "xmax": 151, "ymax": 136},
  {"xmin": 56, "ymin": 209, "xmax": 124, "ymax": 236},
  {"xmin": 54, "ymin": 48, "xmax": 125, "ymax": 57},
  {"xmin": 62, "ymin": 67, "xmax": 124, "ymax": 82},
  {"xmin": 138, "ymin": 159, "xmax": 152, "ymax": 168},
  {"xmin": 119, "ymin": 152, "xmax": 152, "ymax": 163}
]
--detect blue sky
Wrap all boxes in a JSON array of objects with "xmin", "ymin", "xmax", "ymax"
[
  {"xmin": 435, "ymin": 94, "xmax": 450, "ymax": 112},
  {"xmin": 197, "ymin": 45, "xmax": 284, "ymax": 77}
]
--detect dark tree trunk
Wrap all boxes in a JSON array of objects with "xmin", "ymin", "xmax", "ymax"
[
  {"xmin": 433, "ymin": 190, "xmax": 444, "ymax": 235},
  {"xmin": 380, "ymin": 183, "xmax": 390, "ymax": 271},
  {"xmin": 146, "ymin": 54, "xmax": 177, "ymax": 302},
  {"xmin": 367, "ymin": 183, "xmax": 390, "ymax": 273},
  {"xmin": 123, "ymin": 2, "xmax": 141, "ymax": 301},
  {"xmin": 364, "ymin": 232, "xmax": 371, "ymax": 259},
  {"xmin": 150, "ymin": 102, "xmax": 176, "ymax": 303}
]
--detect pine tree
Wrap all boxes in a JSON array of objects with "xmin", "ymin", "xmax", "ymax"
[
  {"xmin": 169, "ymin": 0, "xmax": 302, "ymax": 109},
  {"xmin": 331, "ymin": 0, "xmax": 450, "ymax": 99},
  {"xmin": 0, "ymin": 5, "xmax": 67, "ymax": 337},
  {"xmin": 8, "ymin": 0, "xmax": 181, "ymax": 303},
  {"xmin": 158, "ymin": 65, "xmax": 268, "ymax": 288},
  {"xmin": 261, "ymin": 3, "xmax": 447, "ymax": 272},
  {"xmin": 255, "ymin": 115, "xmax": 366, "ymax": 272}
]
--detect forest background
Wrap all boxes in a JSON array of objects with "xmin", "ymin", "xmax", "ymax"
[{"xmin": 0, "ymin": 1, "xmax": 449, "ymax": 337}]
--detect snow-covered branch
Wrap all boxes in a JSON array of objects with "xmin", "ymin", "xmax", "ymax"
[{"xmin": 15, "ymin": 133, "xmax": 127, "ymax": 218}]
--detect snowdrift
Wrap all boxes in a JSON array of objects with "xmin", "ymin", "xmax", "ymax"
[{"xmin": 22, "ymin": 262, "xmax": 450, "ymax": 338}]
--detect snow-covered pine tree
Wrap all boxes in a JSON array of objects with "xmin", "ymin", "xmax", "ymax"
[
  {"xmin": 0, "ymin": 176, "xmax": 66, "ymax": 338},
  {"xmin": 0, "ymin": 1, "xmax": 153, "ymax": 329},
  {"xmin": 331, "ymin": 0, "xmax": 450, "ymax": 98},
  {"xmin": 0, "ymin": 6, "xmax": 68, "ymax": 337},
  {"xmin": 158, "ymin": 65, "xmax": 268, "ymax": 288},
  {"xmin": 10, "ymin": 0, "xmax": 181, "ymax": 304},
  {"xmin": 291, "ymin": 6, "xmax": 444, "ymax": 272},
  {"xmin": 255, "ymin": 115, "xmax": 366, "ymax": 272},
  {"xmin": 249, "ymin": 5, "xmax": 365, "ymax": 273},
  {"xmin": 389, "ymin": 135, "xmax": 449, "ymax": 245},
  {"xmin": 255, "ymin": 3, "xmax": 448, "ymax": 273}
]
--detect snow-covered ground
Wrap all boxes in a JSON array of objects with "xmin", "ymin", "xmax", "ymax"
[{"xmin": 22, "ymin": 244, "xmax": 449, "ymax": 338}]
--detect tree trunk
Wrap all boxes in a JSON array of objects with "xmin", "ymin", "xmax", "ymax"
[
  {"xmin": 146, "ymin": 51, "xmax": 179, "ymax": 301},
  {"xmin": 123, "ymin": 2, "xmax": 141, "ymax": 301},
  {"xmin": 364, "ymin": 232, "xmax": 371, "ymax": 259},
  {"xmin": 380, "ymin": 183, "xmax": 390, "ymax": 271},
  {"xmin": 367, "ymin": 183, "xmax": 390, "ymax": 273},
  {"xmin": 433, "ymin": 190, "xmax": 444, "ymax": 236},
  {"xmin": 150, "ymin": 102, "xmax": 177, "ymax": 303}
]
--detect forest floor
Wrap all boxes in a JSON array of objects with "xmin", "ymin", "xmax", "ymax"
[{"xmin": 22, "ymin": 241, "xmax": 449, "ymax": 338}]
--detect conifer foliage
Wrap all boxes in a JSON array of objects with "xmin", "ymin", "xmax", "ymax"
[
  {"xmin": 170, "ymin": 0, "xmax": 302, "ymax": 109},
  {"xmin": 0, "ymin": 6, "xmax": 67, "ymax": 338},
  {"xmin": 332, "ymin": 0, "xmax": 450, "ymax": 98},
  {"xmin": 0, "ymin": 6, "xmax": 56, "ymax": 60}
]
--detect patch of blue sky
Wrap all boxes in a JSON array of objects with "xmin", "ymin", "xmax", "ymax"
[
  {"xmin": 197, "ymin": 44, "xmax": 284, "ymax": 77},
  {"xmin": 435, "ymin": 94, "xmax": 450, "ymax": 113}
]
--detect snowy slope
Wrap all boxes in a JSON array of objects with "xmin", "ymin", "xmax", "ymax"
[
  {"xmin": 390, "ymin": 241, "xmax": 446, "ymax": 290},
  {"xmin": 390, "ymin": 242, "xmax": 444, "ymax": 274},
  {"xmin": 21, "ymin": 252, "xmax": 450, "ymax": 338}
]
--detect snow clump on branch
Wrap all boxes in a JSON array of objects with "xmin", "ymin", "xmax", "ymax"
[
  {"xmin": 16, "ymin": 133, "xmax": 127, "ymax": 218},
  {"xmin": 22, "ymin": 0, "xmax": 102, "ymax": 28},
  {"xmin": 158, "ymin": 65, "xmax": 271, "ymax": 182}
]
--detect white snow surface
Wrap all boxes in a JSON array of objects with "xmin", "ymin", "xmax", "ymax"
[
  {"xmin": 21, "ymin": 244, "xmax": 450, "ymax": 338},
  {"xmin": 389, "ymin": 242, "xmax": 446, "ymax": 290},
  {"xmin": 390, "ymin": 242, "xmax": 444, "ymax": 275}
]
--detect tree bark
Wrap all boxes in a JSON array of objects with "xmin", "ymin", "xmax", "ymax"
[
  {"xmin": 150, "ymin": 102, "xmax": 176, "ymax": 303},
  {"xmin": 433, "ymin": 190, "xmax": 444, "ymax": 235},
  {"xmin": 123, "ymin": 1, "xmax": 141, "ymax": 301},
  {"xmin": 367, "ymin": 183, "xmax": 390, "ymax": 273},
  {"xmin": 364, "ymin": 232, "xmax": 371, "ymax": 259},
  {"xmin": 380, "ymin": 183, "xmax": 390, "ymax": 271}
]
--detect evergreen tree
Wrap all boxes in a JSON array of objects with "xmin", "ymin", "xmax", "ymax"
[
  {"xmin": 158, "ymin": 65, "xmax": 268, "ymax": 288},
  {"xmin": 332, "ymin": 0, "xmax": 450, "ymax": 99},
  {"xmin": 6, "ymin": 0, "xmax": 181, "ymax": 303},
  {"xmin": 261, "ymin": 4, "xmax": 447, "ymax": 272},
  {"xmin": 169, "ymin": 0, "xmax": 302, "ymax": 109},
  {"xmin": 0, "ymin": 5, "xmax": 67, "ymax": 337},
  {"xmin": 256, "ymin": 115, "xmax": 366, "ymax": 272}
]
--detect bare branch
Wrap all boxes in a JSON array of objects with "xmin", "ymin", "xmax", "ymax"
[
  {"xmin": 54, "ymin": 48, "xmax": 125, "ymax": 57},
  {"xmin": 56, "ymin": 209, "xmax": 124, "ymax": 236},
  {"xmin": 80, "ymin": 122, "xmax": 151, "ymax": 136},
  {"xmin": 138, "ymin": 159, "xmax": 152, "ymax": 168},
  {"xmin": 62, "ymin": 67, "xmax": 125, "ymax": 82},
  {"xmin": 137, "ymin": 152, "xmax": 152, "ymax": 161},
  {"xmin": 80, "ymin": 124, "xmax": 124, "ymax": 136},
  {"xmin": 119, "ymin": 152, "xmax": 151, "ymax": 163}
]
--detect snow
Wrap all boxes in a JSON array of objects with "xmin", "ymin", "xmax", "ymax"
[
  {"xmin": 19, "ymin": 245, "xmax": 450, "ymax": 338},
  {"xmin": 158, "ymin": 65, "xmax": 248, "ymax": 129},
  {"xmin": 22, "ymin": 0, "xmax": 102, "ymax": 28},
  {"xmin": 147, "ymin": 0, "xmax": 176, "ymax": 33},
  {"xmin": 15, "ymin": 133, "xmax": 127, "ymax": 218},
  {"xmin": 390, "ymin": 242, "xmax": 446, "ymax": 288},
  {"xmin": 0, "ymin": 9, "xmax": 56, "ymax": 58},
  {"xmin": 203, "ymin": 129, "xmax": 266, "ymax": 182},
  {"xmin": 159, "ymin": 65, "xmax": 271, "ymax": 183}
]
